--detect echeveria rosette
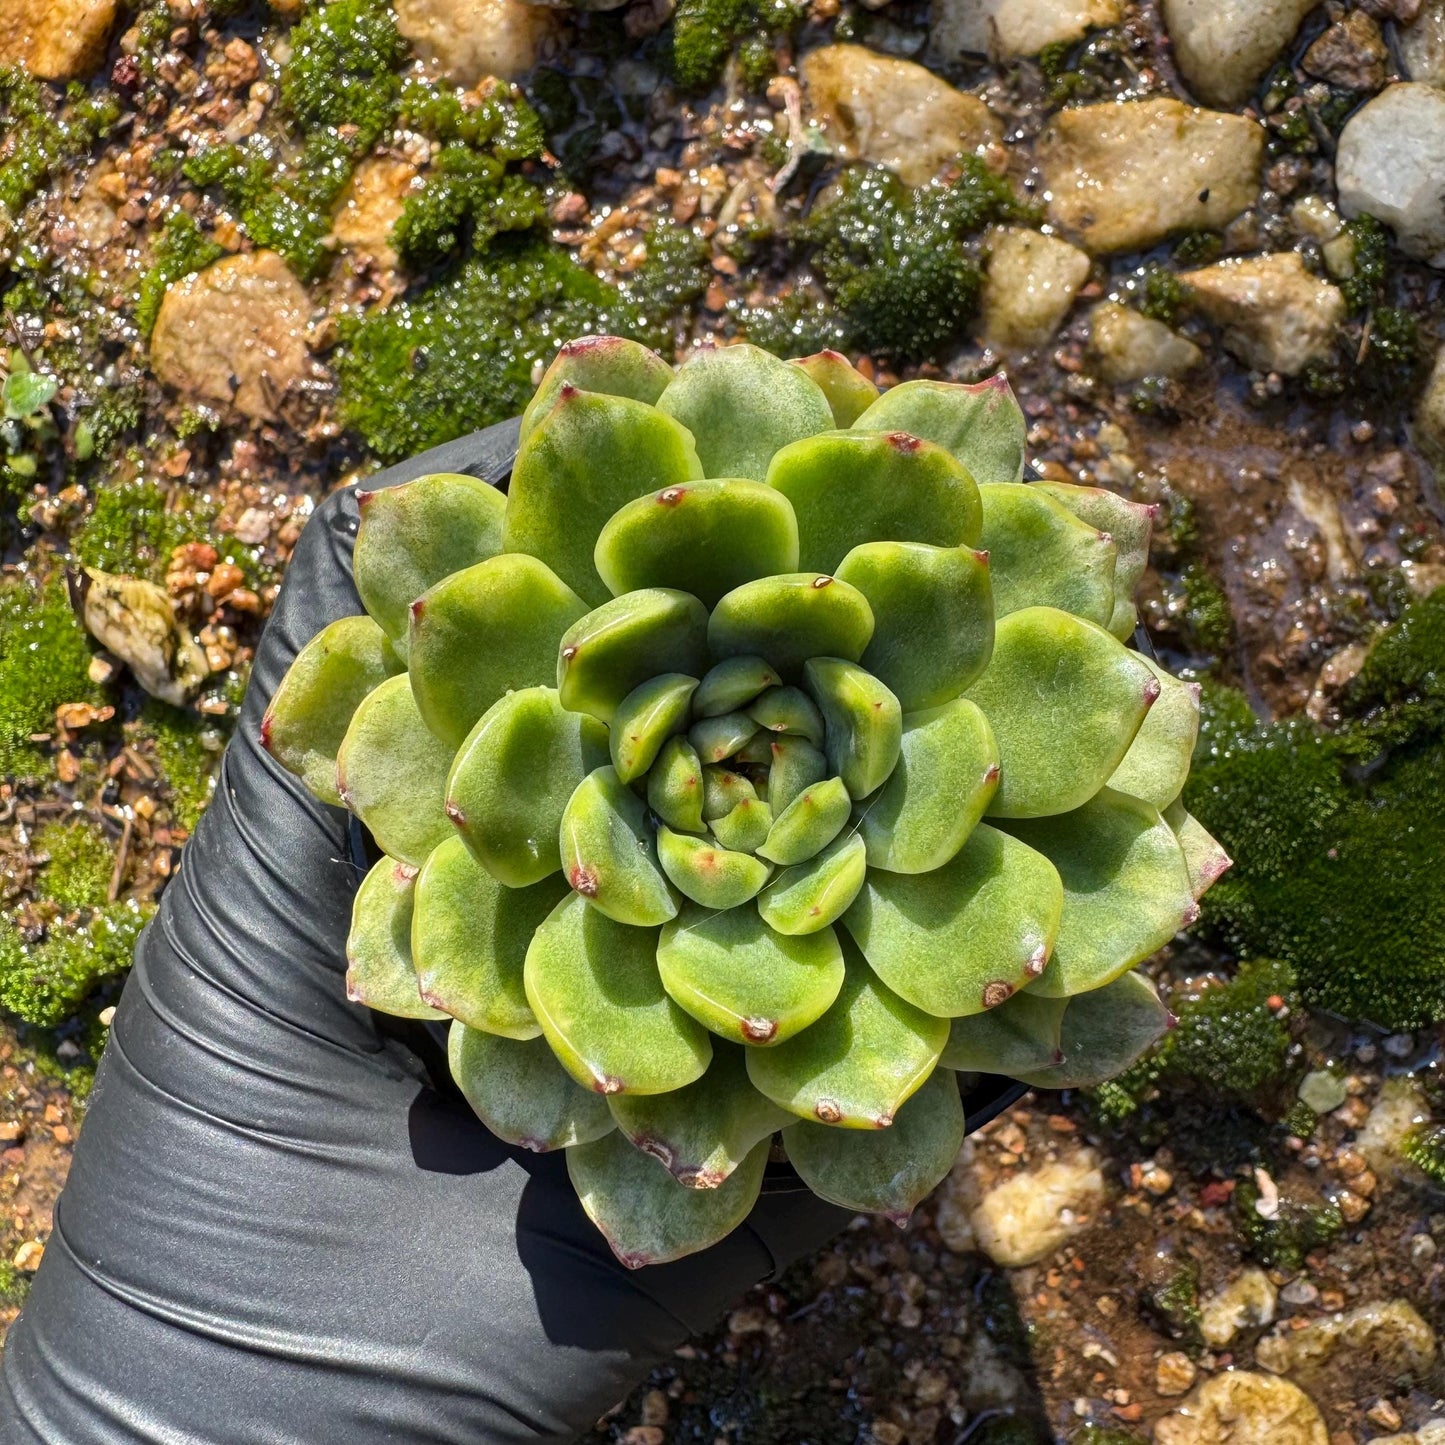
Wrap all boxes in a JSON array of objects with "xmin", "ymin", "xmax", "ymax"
[{"xmin": 261, "ymin": 337, "xmax": 1230, "ymax": 1267}]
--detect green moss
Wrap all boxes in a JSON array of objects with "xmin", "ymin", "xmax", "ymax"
[
  {"xmin": 399, "ymin": 78, "xmax": 545, "ymax": 160},
  {"xmin": 1167, "ymin": 959, "xmax": 1297, "ymax": 1093},
  {"xmin": 280, "ymin": 0, "xmax": 405, "ymax": 149},
  {"xmin": 1071, "ymin": 1431, "xmax": 1146, "ymax": 1445},
  {"xmin": 136, "ymin": 212, "xmax": 225, "ymax": 337},
  {"xmin": 71, "ymin": 478, "xmax": 213, "ymax": 581},
  {"xmin": 0, "ymin": 68, "xmax": 120, "ymax": 219},
  {"xmin": 0, "ymin": 902, "xmax": 148, "ymax": 1029},
  {"xmin": 140, "ymin": 701, "xmax": 221, "ymax": 830},
  {"xmin": 72, "ymin": 380, "xmax": 143, "ymax": 464},
  {"xmin": 0, "ymin": 1259, "xmax": 30, "ymax": 1310},
  {"xmin": 670, "ymin": 0, "xmax": 800, "ymax": 92},
  {"xmin": 1180, "ymin": 562, "xmax": 1234, "ymax": 656},
  {"xmin": 393, "ymin": 145, "xmax": 545, "ymax": 271},
  {"xmin": 1401, "ymin": 1123, "xmax": 1445, "ymax": 1185},
  {"xmin": 1282, "ymin": 1100, "xmax": 1318, "ymax": 1139},
  {"xmin": 1234, "ymin": 1175, "xmax": 1342, "ymax": 1270},
  {"xmin": 1172, "ymin": 231, "xmax": 1223, "ymax": 268},
  {"xmin": 738, "ymin": 290, "xmax": 851, "ymax": 357},
  {"xmin": 622, "ymin": 220, "xmax": 711, "ymax": 337},
  {"xmin": 1358, "ymin": 306, "xmax": 1424, "ymax": 396},
  {"xmin": 1139, "ymin": 267, "xmax": 1192, "ymax": 327},
  {"xmin": 35, "ymin": 820, "xmax": 114, "ymax": 911},
  {"xmin": 1145, "ymin": 1261, "xmax": 1203, "ymax": 1347},
  {"xmin": 1341, "ymin": 213, "xmax": 1389, "ymax": 313}
]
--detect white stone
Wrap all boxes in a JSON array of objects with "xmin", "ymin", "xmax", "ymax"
[
  {"xmin": 965, "ymin": 1148, "xmax": 1107, "ymax": 1266},
  {"xmin": 929, "ymin": 0, "xmax": 1122, "ymax": 62},
  {"xmin": 978, "ymin": 227, "xmax": 1091, "ymax": 350},
  {"xmin": 393, "ymin": 0, "xmax": 558, "ymax": 85},
  {"xmin": 1290, "ymin": 196, "xmax": 1344, "ymax": 244},
  {"xmin": 1154, "ymin": 1371, "xmax": 1328, "ymax": 1445},
  {"xmin": 1357, "ymin": 1076, "xmax": 1433, "ymax": 1178},
  {"xmin": 1371, "ymin": 1421, "xmax": 1445, "ymax": 1445},
  {"xmin": 1036, "ymin": 98, "xmax": 1265, "ymax": 254},
  {"xmin": 0, "ymin": 0, "xmax": 116, "ymax": 81},
  {"xmin": 1420, "ymin": 343, "xmax": 1445, "ymax": 465},
  {"xmin": 1161, "ymin": 0, "xmax": 1318, "ymax": 107},
  {"xmin": 800, "ymin": 44, "xmax": 1002, "ymax": 187},
  {"xmin": 331, "ymin": 158, "xmax": 421, "ymax": 271},
  {"xmin": 79, "ymin": 569, "xmax": 210, "ymax": 708},
  {"xmin": 1086, "ymin": 301, "xmax": 1201, "ymax": 382},
  {"xmin": 1180, "ymin": 252, "xmax": 1345, "ymax": 375},
  {"xmin": 1400, "ymin": 1, "xmax": 1445, "ymax": 89},
  {"xmin": 1255, "ymin": 1299, "xmax": 1437, "ymax": 1384},
  {"xmin": 1199, "ymin": 1267, "xmax": 1278, "ymax": 1348},
  {"xmin": 1337, "ymin": 83, "xmax": 1445, "ymax": 269}
]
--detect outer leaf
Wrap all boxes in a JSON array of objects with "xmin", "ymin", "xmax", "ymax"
[
  {"xmin": 656, "ymin": 343, "xmax": 832, "ymax": 481},
  {"xmin": 783, "ymin": 1067, "xmax": 964, "ymax": 1223},
  {"xmin": 940, "ymin": 990, "xmax": 1066, "ymax": 1074},
  {"xmin": 759, "ymin": 775, "xmax": 852, "ymax": 866},
  {"xmin": 557, "ymin": 589, "xmax": 709, "ymax": 724},
  {"xmin": 520, "ymin": 335, "xmax": 673, "ymax": 443},
  {"xmin": 977, "ymin": 483, "xmax": 1117, "ymax": 628},
  {"xmin": 859, "ymin": 697, "xmax": 999, "ymax": 874},
  {"xmin": 688, "ymin": 711, "xmax": 760, "ymax": 765},
  {"xmin": 447, "ymin": 686, "xmax": 609, "ymax": 886},
  {"xmin": 1006, "ymin": 789, "xmax": 1196, "ymax": 997},
  {"xmin": 709, "ymin": 574, "xmax": 874, "ymax": 681},
  {"xmin": 803, "ymin": 657, "xmax": 902, "ymax": 799},
  {"xmin": 852, "ymin": 376, "xmax": 1026, "ymax": 484},
  {"xmin": 845, "ymin": 824, "xmax": 1063, "ymax": 1017},
  {"xmin": 648, "ymin": 735, "xmax": 706, "ymax": 833},
  {"xmin": 409, "ymin": 553, "xmax": 588, "ymax": 749},
  {"xmin": 1107, "ymin": 658, "xmax": 1200, "ymax": 810},
  {"xmin": 657, "ymin": 826, "xmax": 771, "ymax": 909},
  {"xmin": 790, "ymin": 349, "xmax": 879, "ymax": 427},
  {"xmin": 746, "ymin": 940, "xmax": 947, "ymax": 1127},
  {"xmin": 559, "ymin": 767, "xmax": 678, "ymax": 926},
  {"xmin": 747, "ymin": 685, "xmax": 826, "ymax": 747},
  {"xmin": 693, "ymin": 656, "xmax": 782, "ymax": 718},
  {"xmin": 353, "ymin": 473, "xmax": 506, "ymax": 651},
  {"xmin": 757, "ymin": 832, "xmax": 867, "ymax": 936},
  {"xmin": 609, "ymin": 1045, "xmax": 790, "ymax": 1188},
  {"xmin": 657, "ymin": 904, "xmax": 844, "ymax": 1046},
  {"xmin": 766, "ymin": 430, "xmax": 983, "ymax": 573},
  {"xmin": 504, "ymin": 387, "xmax": 703, "ymax": 606},
  {"xmin": 1162, "ymin": 796, "xmax": 1232, "ymax": 901},
  {"xmin": 566, "ymin": 1130, "xmax": 768, "ymax": 1269},
  {"xmin": 413, "ymin": 835, "xmax": 566, "ymax": 1036},
  {"xmin": 449, "ymin": 1023, "xmax": 614, "ymax": 1150},
  {"xmin": 261, "ymin": 615, "xmax": 402, "ymax": 806},
  {"xmin": 611, "ymin": 673, "xmax": 698, "ymax": 783},
  {"xmin": 765, "ymin": 736, "xmax": 829, "ymax": 817},
  {"xmin": 1012, "ymin": 970, "xmax": 1171, "ymax": 1089},
  {"xmin": 710, "ymin": 796, "xmax": 773, "ymax": 853},
  {"xmin": 836, "ymin": 541, "xmax": 994, "ymax": 711},
  {"xmin": 523, "ymin": 893, "xmax": 711, "ymax": 1094},
  {"xmin": 336, "ymin": 674, "xmax": 453, "ymax": 867},
  {"xmin": 595, "ymin": 479, "xmax": 800, "ymax": 608},
  {"xmin": 966, "ymin": 606, "xmax": 1158, "ymax": 818},
  {"xmin": 346, "ymin": 856, "xmax": 444, "ymax": 1020}
]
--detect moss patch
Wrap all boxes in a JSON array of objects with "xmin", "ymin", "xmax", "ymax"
[
  {"xmin": 71, "ymin": 479, "xmax": 212, "ymax": 582},
  {"xmin": 0, "ymin": 902, "xmax": 148, "ymax": 1029},
  {"xmin": 139, "ymin": 701, "xmax": 221, "ymax": 830},
  {"xmin": 669, "ymin": 0, "xmax": 801, "ymax": 92},
  {"xmin": 0, "ymin": 69, "xmax": 120, "ymax": 220},
  {"xmin": 1233, "ymin": 1174, "xmax": 1342, "ymax": 1270},
  {"xmin": 35, "ymin": 820, "xmax": 113, "ymax": 911},
  {"xmin": 135, "ymin": 211, "xmax": 225, "ymax": 337}
]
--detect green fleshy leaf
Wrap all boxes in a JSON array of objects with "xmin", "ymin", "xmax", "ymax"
[
  {"xmin": 757, "ymin": 832, "xmax": 867, "ymax": 936},
  {"xmin": 657, "ymin": 826, "xmax": 771, "ymax": 908},
  {"xmin": 524, "ymin": 893, "xmax": 711, "ymax": 1094},
  {"xmin": 611, "ymin": 673, "xmax": 699, "ymax": 784},
  {"xmin": 701, "ymin": 765, "xmax": 758, "ymax": 821},
  {"xmin": 845, "ymin": 823, "xmax": 1062, "ymax": 1017},
  {"xmin": 353, "ymin": 472, "xmax": 506, "ymax": 651},
  {"xmin": 261, "ymin": 615, "xmax": 403, "ymax": 806},
  {"xmin": 449, "ymin": 1022, "xmax": 615, "ymax": 1150},
  {"xmin": 336, "ymin": 674, "xmax": 454, "ymax": 867},
  {"xmin": 566, "ymin": 1130, "xmax": 768, "ymax": 1268},
  {"xmin": 413, "ymin": 834, "xmax": 566, "ymax": 1036},
  {"xmin": 735, "ymin": 733, "xmax": 775, "ymax": 766},
  {"xmin": 1162, "ymin": 796, "xmax": 1232, "ymax": 901},
  {"xmin": 656, "ymin": 343, "xmax": 832, "ymax": 481},
  {"xmin": 859, "ymin": 697, "xmax": 998, "ymax": 874},
  {"xmin": 790, "ymin": 349, "xmax": 879, "ymax": 427},
  {"xmin": 939, "ymin": 989, "xmax": 1065, "ymax": 1074},
  {"xmin": 1005, "ymin": 789, "xmax": 1195, "ymax": 997},
  {"xmin": 1012, "ymin": 970, "xmax": 1171, "ymax": 1089},
  {"xmin": 504, "ymin": 387, "xmax": 703, "ymax": 606},
  {"xmin": 409, "ymin": 553, "xmax": 588, "ymax": 749},
  {"xmin": 765, "ymin": 736, "xmax": 829, "ymax": 817},
  {"xmin": 709, "ymin": 574, "xmax": 874, "ymax": 681},
  {"xmin": 609, "ymin": 1044, "xmax": 790, "ymax": 1188},
  {"xmin": 835, "ymin": 541, "xmax": 994, "ymax": 711},
  {"xmin": 559, "ymin": 766, "xmax": 678, "ymax": 926},
  {"xmin": 710, "ymin": 796, "xmax": 773, "ymax": 853},
  {"xmin": 595, "ymin": 479, "xmax": 800, "ymax": 608},
  {"xmin": 657, "ymin": 904, "xmax": 845, "ymax": 1046},
  {"xmin": 688, "ymin": 711, "xmax": 760, "ymax": 765},
  {"xmin": 693, "ymin": 656, "xmax": 783, "ymax": 718},
  {"xmin": 1107, "ymin": 658, "xmax": 1200, "ymax": 810},
  {"xmin": 520, "ymin": 335, "xmax": 674, "ymax": 443},
  {"xmin": 746, "ymin": 941, "xmax": 947, "ymax": 1127},
  {"xmin": 648, "ymin": 734, "xmax": 706, "ymax": 833},
  {"xmin": 759, "ymin": 775, "xmax": 852, "ymax": 866},
  {"xmin": 783, "ymin": 1066, "xmax": 964, "ymax": 1222},
  {"xmin": 803, "ymin": 657, "xmax": 902, "ymax": 799},
  {"xmin": 967, "ymin": 606, "xmax": 1158, "ymax": 818},
  {"xmin": 346, "ymin": 856, "xmax": 444, "ymax": 1020},
  {"xmin": 747, "ymin": 685, "xmax": 826, "ymax": 747},
  {"xmin": 447, "ymin": 686, "xmax": 609, "ymax": 886},
  {"xmin": 977, "ymin": 483, "xmax": 1117, "ymax": 629},
  {"xmin": 557, "ymin": 589, "xmax": 709, "ymax": 724},
  {"xmin": 852, "ymin": 376, "xmax": 1026, "ymax": 484}
]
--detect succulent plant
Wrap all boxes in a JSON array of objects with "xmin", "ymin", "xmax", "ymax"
[{"xmin": 263, "ymin": 337, "xmax": 1229, "ymax": 1265}]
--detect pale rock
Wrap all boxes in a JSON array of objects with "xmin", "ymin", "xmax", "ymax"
[
  {"xmin": 1419, "ymin": 342, "xmax": 1445, "ymax": 464},
  {"xmin": 1255, "ymin": 1299, "xmax": 1437, "ymax": 1385},
  {"xmin": 1161, "ymin": 0, "xmax": 1318, "ymax": 107},
  {"xmin": 800, "ymin": 44, "xmax": 1002, "ymax": 187},
  {"xmin": 966, "ymin": 1147, "xmax": 1107, "ymax": 1266},
  {"xmin": 331, "ymin": 158, "xmax": 421, "ymax": 271},
  {"xmin": 1296, "ymin": 1068, "xmax": 1349, "ymax": 1114},
  {"xmin": 77, "ymin": 569, "xmax": 210, "ymax": 708},
  {"xmin": 1337, "ymin": 84, "xmax": 1445, "ymax": 268},
  {"xmin": 0, "ymin": 0, "xmax": 117, "ymax": 81},
  {"xmin": 929, "ymin": 0, "xmax": 1122, "ymax": 62},
  {"xmin": 1154, "ymin": 1371, "xmax": 1328, "ymax": 1445},
  {"xmin": 1037, "ymin": 98, "xmax": 1265, "ymax": 254},
  {"xmin": 979, "ymin": 227, "xmax": 1091, "ymax": 349},
  {"xmin": 394, "ymin": 0, "xmax": 558, "ymax": 85},
  {"xmin": 71, "ymin": 164, "xmax": 125, "ymax": 250},
  {"xmin": 1371, "ymin": 1420, "xmax": 1445, "ymax": 1445},
  {"xmin": 150, "ymin": 251, "xmax": 311, "ymax": 422},
  {"xmin": 1400, "ymin": 1, "xmax": 1445, "ymax": 88},
  {"xmin": 1156, "ymin": 1351, "xmax": 1198, "ymax": 1397},
  {"xmin": 1290, "ymin": 195, "xmax": 1345, "ymax": 244},
  {"xmin": 1356, "ymin": 1076, "xmax": 1432, "ymax": 1178},
  {"xmin": 1179, "ymin": 252, "xmax": 1345, "ymax": 375},
  {"xmin": 1199, "ymin": 1267, "xmax": 1278, "ymax": 1348},
  {"xmin": 1086, "ymin": 301, "xmax": 1202, "ymax": 382},
  {"xmin": 1287, "ymin": 477, "xmax": 1357, "ymax": 580}
]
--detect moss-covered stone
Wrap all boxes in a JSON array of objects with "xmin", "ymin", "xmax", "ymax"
[
  {"xmin": 1233, "ymin": 1174, "xmax": 1342, "ymax": 1270},
  {"xmin": 1401, "ymin": 1122, "xmax": 1445, "ymax": 1185},
  {"xmin": 135, "ymin": 212, "xmax": 225, "ymax": 337},
  {"xmin": 0, "ymin": 68, "xmax": 120, "ymax": 220}
]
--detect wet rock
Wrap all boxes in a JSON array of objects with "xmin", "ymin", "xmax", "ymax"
[
  {"xmin": 150, "ymin": 251, "xmax": 311, "ymax": 422},
  {"xmin": 1086, "ymin": 301, "xmax": 1202, "ymax": 382},
  {"xmin": 1400, "ymin": 1, "xmax": 1445, "ymax": 87},
  {"xmin": 800, "ymin": 44, "xmax": 1002, "ymax": 187},
  {"xmin": 1036, "ymin": 98, "xmax": 1264, "ymax": 254},
  {"xmin": 978, "ymin": 227, "xmax": 1091, "ymax": 350},
  {"xmin": 1373, "ymin": 1422, "xmax": 1445, "ymax": 1445},
  {"xmin": 1154, "ymin": 1371, "xmax": 1328, "ymax": 1445},
  {"xmin": 1337, "ymin": 84, "xmax": 1445, "ymax": 268},
  {"xmin": 1358, "ymin": 1076, "xmax": 1434, "ymax": 1178},
  {"xmin": 1255, "ymin": 1299, "xmax": 1437, "ymax": 1385},
  {"xmin": 1303, "ymin": 11, "xmax": 1390, "ymax": 90},
  {"xmin": 71, "ymin": 164, "xmax": 125, "ymax": 250},
  {"xmin": 1420, "ymin": 343, "xmax": 1445, "ymax": 465},
  {"xmin": 331, "ymin": 158, "xmax": 420, "ymax": 271},
  {"xmin": 1157, "ymin": 1351, "xmax": 1198, "ymax": 1396},
  {"xmin": 1200, "ymin": 1267, "xmax": 1278, "ymax": 1348},
  {"xmin": 929, "ymin": 0, "xmax": 1122, "ymax": 62},
  {"xmin": 1160, "ymin": 0, "xmax": 1318, "ymax": 107},
  {"xmin": 0, "ymin": 0, "xmax": 117, "ymax": 81},
  {"xmin": 393, "ymin": 0, "xmax": 558, "ymax": 85},
  {"xmin": 1179, "ymin": 252, "xmax": 1345, "ymax": 375},
  {"xmin": 1296, "ymin": 1068, "xmax": 1348, "ymax": 1114},
  {"xmin": 75, "ymin": 568, "xmax": 210, "ymax": 708}
]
